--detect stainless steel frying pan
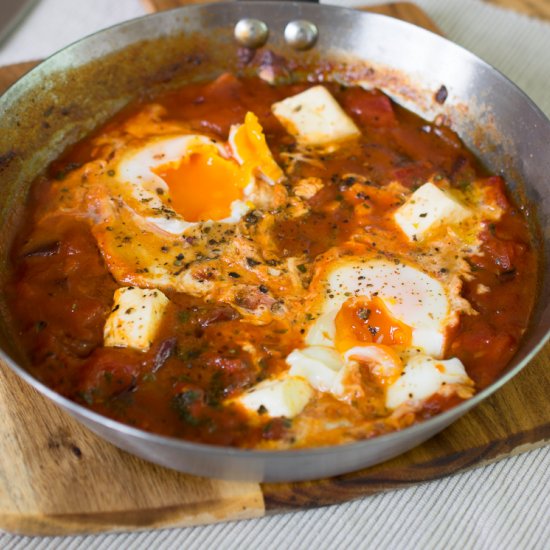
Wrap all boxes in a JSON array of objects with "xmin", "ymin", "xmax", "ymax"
[{"xmin": 0, "ymin": 2, "xmax": 548, "ymax": 482}]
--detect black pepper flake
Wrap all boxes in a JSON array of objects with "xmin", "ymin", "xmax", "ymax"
[
  {"xmin": 357, "ymin": 308, "xmax": 371, "ymax": 321},
  {"xmin": 297, "ymin": 264, "xmax": 307, "ymax": 273},
  {"xmin": 419, "ymin": 212, "xmax": 428, "ymax": 218},
  {"xmin": 244, "ymin": 211, "xmax": 260, "ymax": 225},
  {"xmin": 246, "ymin": 257, "xmax": 260, "ymax": 267},
  {"xmin": 228, "ymin": 272, "xmax": 241, "ymax": 278},
  {"xmin": 435, "ymin": 85, "xmax": 448, "ymax": 104},
  {"xmin": 176, "ymin": 253, "xmax": 184, "ymax": 261},
  {"xmin": 259, "ymin": 284, "xmax": 268, "ymax": 294},
  {"xmin": 499, "ymin": 268, "xmax": 517, "ymax": 281}
]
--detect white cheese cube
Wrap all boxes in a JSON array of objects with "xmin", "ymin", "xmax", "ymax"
[
  {"xmin": 271, "ymin": 85, "xmax": 360, "ymax": 147},
  {"xmin": 104, "ymin": 287, "xmax": 170, "ymax": 351},
  {"xmin": 394, "ymin": 182, "xmax": 471, "ymax": 241},
  {"xmin": 287, "ymin": 346, "xmax": 345, "ymax": 392},
  {"xmin": 386, "ymin": 354, "xmax": 473, "ymax": 409},
  {"xmin": 237, "ymin": 375, "xmax": 312, "ymax": 418}
]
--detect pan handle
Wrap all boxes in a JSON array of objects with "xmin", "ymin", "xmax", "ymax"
[{"xmin": 235, "ymin": 2, "xmax": 320, "ymax": 50}]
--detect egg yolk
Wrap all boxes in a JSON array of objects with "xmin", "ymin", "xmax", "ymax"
[
  {"xmin": 155, "ymin": 144, "xmax": 245, "ymax": 222},
  {"xmin": 334, "ymin": 296, "xmax": 412, "ymax": 352},
  {"xmin": 230, "ymin": 112, "xmax": 284, "ymax": 184},
  {"xmin": 154, "ymin": 113, "xmax": 282, "ymax": 223}
]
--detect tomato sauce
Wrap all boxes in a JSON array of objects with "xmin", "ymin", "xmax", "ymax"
[{"xmin": 5, "ymin": 74, "xmax": 538, "ymax": 449}]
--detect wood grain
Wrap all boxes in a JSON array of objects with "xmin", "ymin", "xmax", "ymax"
[
  {"xmin": 0, "ymin": 363, "xmax": 264, "ymax": 536},
  {"xmin": 0, "ymin": 1, "xmax": 549, "ymax": 536}
]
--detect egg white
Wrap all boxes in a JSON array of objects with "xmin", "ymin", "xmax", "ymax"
[
  {"xmin": 115, "ymin": 134, "xmax": 253, "ymax": 235},
  {"xmin": 305, "ymin": 256, "xmax": 455, "ymax": 358},
  {"xmin": 284, "ymin": 254, "xmax": 474, "ymax": 410}
]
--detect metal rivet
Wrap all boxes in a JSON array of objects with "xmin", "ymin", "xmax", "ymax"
[
  {"xmin": 284, "ymin": 20, "xmax": 318, "ymax": 51},
  {"xmin": 234, "ymin": 18, "xmax": 269, "ymax": 49}
]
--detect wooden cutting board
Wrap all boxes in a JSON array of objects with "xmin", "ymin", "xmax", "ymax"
[{"xmin": 1, "ymin": 2, "xmax": 549, "ymax": 536}]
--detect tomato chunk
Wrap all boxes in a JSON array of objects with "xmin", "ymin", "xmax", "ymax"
[
  {"xmin": 450, "ymin": 325, "xmax": 517, "ymax": 388},
  {"xmin": 476, "ymin": 223, "xmax": 527, "ymax": 274},
  {"xmin": 78, "ymin": 347, "xmax": 145, "ymax": 400},
  {"xmin": 341, "ymin": 88, "xmax": 397, "ymax": 127}
]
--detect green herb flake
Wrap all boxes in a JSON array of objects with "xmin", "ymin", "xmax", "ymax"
[
  {"xmin": 178, "ymin": 310, "xmax": 190, "ymax": 323},
  {"xmin": 171, "ymin": 390, "xmax": 202, "ymax": 426}
]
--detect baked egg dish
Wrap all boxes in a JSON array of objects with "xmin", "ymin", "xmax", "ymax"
[{"xmin": 7, "ymin": 74, "xmax": 537, "ymax": 449}]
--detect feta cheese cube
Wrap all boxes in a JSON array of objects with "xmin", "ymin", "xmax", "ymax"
[
  {"xmin": 394, "ymin": 182, "xmax": 471, "ymax": 241},
  {"xmin": 236, "ymin": 375, "xmax": 312, "ymax": 418},
  {"xmin": 104, "ymin": 287, "xmax": 170, "ymax": 351},
  {"xmin": 271, "ymin": 86, "xmax": 360, "ymax": 147}
]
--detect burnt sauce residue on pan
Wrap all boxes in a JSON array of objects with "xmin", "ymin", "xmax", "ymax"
[{"xmin": 4, "ymin": 64, "xmax": 537, "ymax": 450}]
